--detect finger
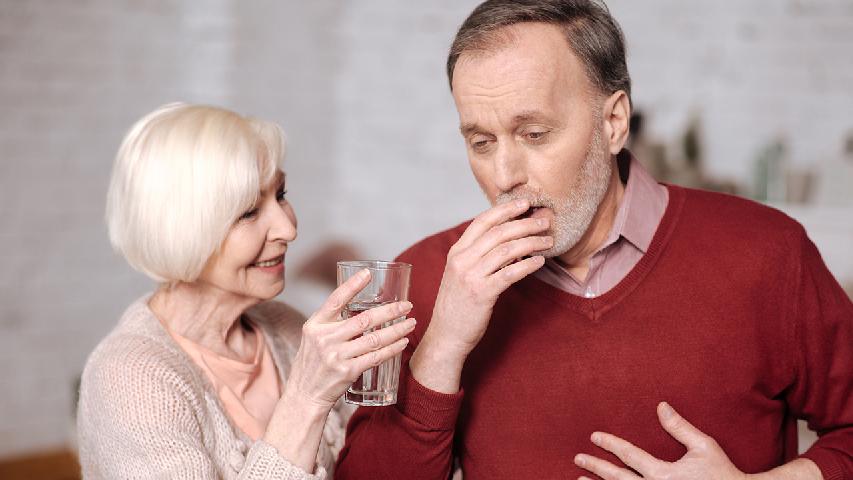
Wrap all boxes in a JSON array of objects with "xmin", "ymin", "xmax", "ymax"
[
  {"xmin": 486, "ymin": 255, "xmax": 545, "ymax": 295},
  {"xmin": 341, "ymin": 317, "xmax": 417, "ymax": 359},
  {"xmin": 574, "ymin": 453, "xmax": 640, "ymax": 480},
  {"xmin": 349, "ymin": 337, "xmax": 409, "ymax": 376},
  {"xmin": 478, "ymin": 235, "xmax": 553, "ymax": 276},
  {"xmin": 455, "ymin": 199, "xmax": 530, "ymax": 250},
  {"xmin": 333, "ymin": 301, "xmax": 413, "ymax": 341},
  {"xmin": 314, "ymin": 269, "xmax": 371, "ymax": 323},
  {"xmin": 590, "ymin": 432, "xmax": 664, "ymax": 477},
  {"xmin": 657, "ymin": 402, "xmax": 712, "ymax": 450},
  {"xmin": 468, "ymin": 216, "xmax": 551, "ymax": 259}
]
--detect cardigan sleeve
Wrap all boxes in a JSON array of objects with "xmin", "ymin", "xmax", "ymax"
[
  {"xmin": 786, "ymin": 230, "xmax": 853, "ymax": 479},
  {"xmin": 76, "ymin": 336, "xmax": 325, "ymax": 480}
]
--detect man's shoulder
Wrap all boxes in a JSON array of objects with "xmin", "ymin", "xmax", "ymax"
[
  {"xmin": 679, "ymin": 186, "xmax": 805, "ymax": 238},
  {"xmin": 396, "ymin": 220, "xmax": 471, "ymax": 265}
]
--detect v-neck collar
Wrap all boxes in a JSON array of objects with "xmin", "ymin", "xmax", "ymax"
[{"xmin": 516, "ymin": 184, "xmax": 686, "ymax": 320}]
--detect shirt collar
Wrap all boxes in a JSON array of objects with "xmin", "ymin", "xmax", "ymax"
[
  {"xmin": 617, "ymin": 151, "xmax": 669, "ymax": 253},
  {"xmin": 538, "ymin": 149, "xmax": 668, "ymax": 280}
]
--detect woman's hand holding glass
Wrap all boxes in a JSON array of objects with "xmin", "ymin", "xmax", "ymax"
[
  {"xmin": 263, "ymin": 269, "xmax": 415, "ymax": 472},
  {"xmin": 286, "ymin": 268, "xmax": 415, "ymax": 409}
]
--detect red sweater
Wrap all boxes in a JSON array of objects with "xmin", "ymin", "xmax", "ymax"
[{"xmin": 336, "ymin": 186, "xmax": 853, "ymax": 480}]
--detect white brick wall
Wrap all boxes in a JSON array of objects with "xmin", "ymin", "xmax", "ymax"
[
  {"xmin": 0, "ymin": 0, "xmax": 849, "ymax": 459},
  {"xmin": 608, "ymin": 0, "xmax": 853, "ymax": 181},
  {"xmin": 328, "ymin": 0, "xmax": 485, "ymax": 260}
]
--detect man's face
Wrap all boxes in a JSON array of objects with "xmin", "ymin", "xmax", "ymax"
[{"xmin": 452, "ymin": 22, "xmax": 614, "ymax": 257}]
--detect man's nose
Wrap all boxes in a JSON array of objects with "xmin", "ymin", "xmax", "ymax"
[{"xmin": 493, "ymin": 141, "xmax": 526, "ymax": 194}]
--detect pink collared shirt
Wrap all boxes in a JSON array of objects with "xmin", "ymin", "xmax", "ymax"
[{"xmin": 534, "ymin": 152, "xmax": 669, "ymax": 297}]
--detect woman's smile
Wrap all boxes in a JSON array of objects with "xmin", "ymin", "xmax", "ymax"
[{"xmin": 251, "ymin": 254, "xmax": 285, "ymax": 274}]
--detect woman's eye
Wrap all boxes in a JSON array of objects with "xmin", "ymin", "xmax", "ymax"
[
  {"xmin": 238, "ymin": 208, "xmax": 259, "ymax": 221},
  {"xmin": 276, "ymin": 189, "xmax": 288, "ymax": 203}
]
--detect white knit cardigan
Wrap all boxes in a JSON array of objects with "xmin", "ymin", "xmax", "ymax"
[{"xmin": 77, "ymin": 295, "xmax": 353, "ymax": 479}]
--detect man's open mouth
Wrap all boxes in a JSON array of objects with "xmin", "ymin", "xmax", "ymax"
[{"xmin": 519, "ymin": 206, "xmax": 544, "ymax": 219}]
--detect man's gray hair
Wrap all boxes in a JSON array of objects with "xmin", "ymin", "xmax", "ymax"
[{"xmin": 447, "ymin": 0, "xmax": 631, "ymax": 105}]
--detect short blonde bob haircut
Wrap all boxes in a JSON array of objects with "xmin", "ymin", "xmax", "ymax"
[{"xmin": 106, "ymin": 103, "xmax": 284, "ymax": 283}]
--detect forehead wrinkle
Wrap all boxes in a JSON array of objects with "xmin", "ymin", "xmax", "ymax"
[
  {"xmin": 456, "ymin": 81, "xmax": 558, "ymax": 136},
  {"xmin": 454, "ymin": 23, "xmax": 594, "ymax": 112}
]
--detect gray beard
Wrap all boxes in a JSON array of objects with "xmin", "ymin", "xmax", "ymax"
[{"xmin": 496, "ymin": 125, "xmax": 612, "ymax": 258}]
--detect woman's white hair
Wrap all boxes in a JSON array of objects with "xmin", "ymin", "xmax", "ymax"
[{"xmin": 106, "ymin": 103, "xmax": 285, "ymax": 283}]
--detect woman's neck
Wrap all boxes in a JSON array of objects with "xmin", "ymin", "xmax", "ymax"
[{"xmin": 149, "ymin": 282, "xmax": 260, "ymax": 362}]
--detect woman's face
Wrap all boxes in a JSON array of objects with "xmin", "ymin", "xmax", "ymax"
[{"xmin": 197, "ymin": 170, "xmax": 297, "ymax": 302}]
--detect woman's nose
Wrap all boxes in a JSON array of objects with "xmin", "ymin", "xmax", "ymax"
[{"xmin": 268, "ymin": 203, "xmax": 297, "ymax": 243}]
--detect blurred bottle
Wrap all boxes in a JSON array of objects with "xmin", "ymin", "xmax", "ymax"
[
  {"xmin": 753, "ymin": 138, "xmax": 787, "ymax": 203},
  {"xmin": 814, "ymin": 131, "xmax": 853, "ymax": 207},
  {"xmin": 627, "ymin": 111, "xmax": 669, "ymax": 182}
]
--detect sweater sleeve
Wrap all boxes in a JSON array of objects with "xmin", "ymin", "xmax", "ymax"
[
  {"xmin": 76, "ymin": 338, "xmax": 324, "ymax": 480},
  {"xmin": 335, "ymin": 228, "xmax": 467, "ymax": 479},
  {"xmin": 334, "ymin": 345, "xmax": 463, "ymax": 480},
  {"xmin": 785, "ymin": 231, "xmax": 853, "ymax": 479}
]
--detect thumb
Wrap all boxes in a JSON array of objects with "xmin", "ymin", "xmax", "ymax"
[{"xmin": 657, "ymin": 402, "xmax": 712, "ymax": 450}]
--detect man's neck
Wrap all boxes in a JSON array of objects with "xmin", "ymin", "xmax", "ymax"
[{"xmin": 555, "ymin": 161, "xmax": 625, "ymax": 282}]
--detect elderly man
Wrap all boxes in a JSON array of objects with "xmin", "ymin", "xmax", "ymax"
[{"xmin": 336, "ymin": 1, "xmax": 853, "ymax": 479}]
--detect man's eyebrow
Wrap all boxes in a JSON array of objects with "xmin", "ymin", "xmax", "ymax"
[
  {"xmin": 512, "ymin": 110, "xmax": 548, "ymax": 124},
  {"xmin": 459, "ymin": 122, "xmax": 481, "ymax": 137},
  {"xmin": 459, "ymin": 111, "xmax": 550, "ymax": 137}
]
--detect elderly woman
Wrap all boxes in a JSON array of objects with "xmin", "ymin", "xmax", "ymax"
[{"xmin": 77, "ymin": 103, "xmax": 414, "ymax": 479}]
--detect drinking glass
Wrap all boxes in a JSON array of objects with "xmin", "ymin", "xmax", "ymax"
[{"xmin": 336, "ymin": 260, "xmax": 412, "ymax": 406}]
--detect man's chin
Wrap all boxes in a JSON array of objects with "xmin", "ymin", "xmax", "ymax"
[
  {"xmin": 532, "ymin": 236, "xmax": 577, "ymax": 260},
  {"xmin": 530, "ymin": 245, "xmax": 562, "ymax": 260}
]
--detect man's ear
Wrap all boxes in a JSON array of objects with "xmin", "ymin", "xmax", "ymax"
[{"xmin": 601, "ymin": 90, "xmax": 630, "ymax": 155}]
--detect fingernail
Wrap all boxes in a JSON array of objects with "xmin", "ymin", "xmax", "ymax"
[
  {"xmin": 590, "ymin": 432, "xmax": 602, "ymax": 445},
  {"xmin": 400, "ymin": 301, "xmax": 413, "ymax": 312},
  {"xmin": 542, "ymin": 236, "xmax": 553, "ymax": 246},
  {"xmin": 406, "ymin": 318, "xmax": 417, "ymax": 330},
  {"xmin": 660, "ymin": 402, "xmax": 674, "ymax": 418},
  {"xmin": 515, "ymin": 199, "xmax": 528, "ymax": 209},
  {"xmin": 537, "ymin": 217, "xmax": 547, "ymax": 227},
  {"xmin": 359, "ymin": 268, "xmax": 370, "ymax": 279},
  {"xmin": 574, "ymin": 454, "xmax": 586, "ymax": 467}
]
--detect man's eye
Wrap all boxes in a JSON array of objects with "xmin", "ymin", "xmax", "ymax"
[
  {"xmin": 470, "ymin": 136, "xmax": 491, "ymax": 151},
  {"xmin": 526, "ymin": 131, "xmax": 548, "ymax": 141}
]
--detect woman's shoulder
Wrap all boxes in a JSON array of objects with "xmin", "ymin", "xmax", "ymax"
[{"xmin": 81, "ymin": 296, "xmax": 202, "ymax": 401}]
